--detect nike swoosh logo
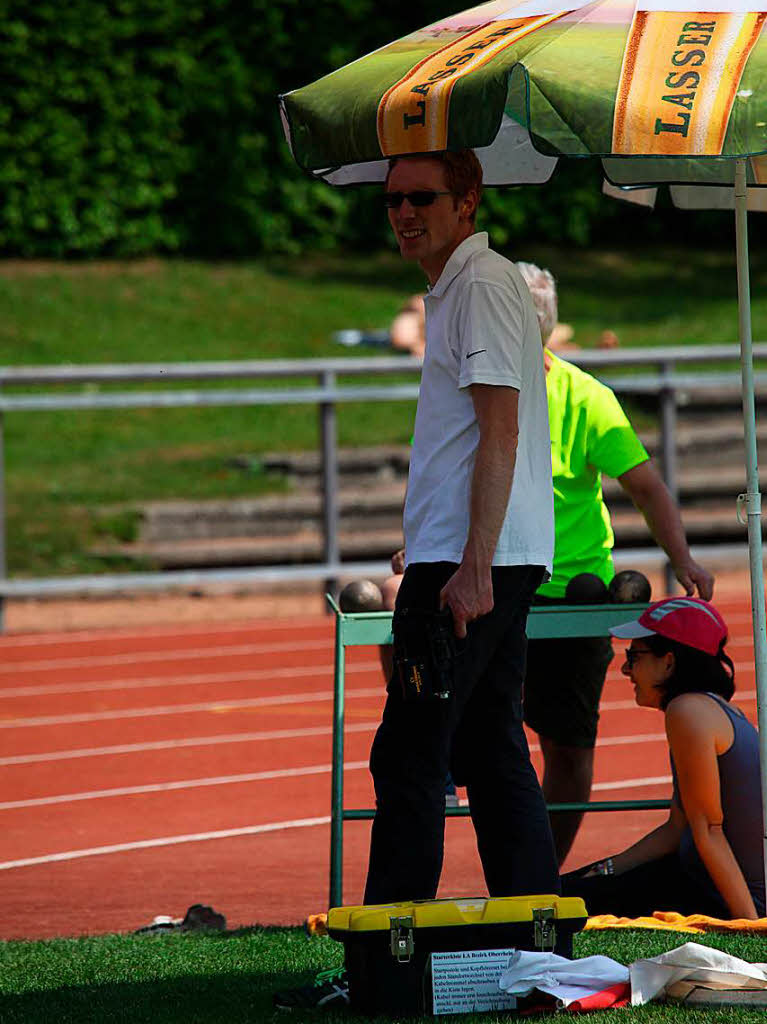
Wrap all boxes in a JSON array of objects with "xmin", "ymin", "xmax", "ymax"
[{"xmin": 466, "ymin": 349, "xmax": 487, "ymax": 359}]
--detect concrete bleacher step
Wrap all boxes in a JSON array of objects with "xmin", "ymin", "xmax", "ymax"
[
  {"xmin": 137, "ymin": 484, "xmax": 408, "ymax": 542},
  {"xmin": 94, "ymin": 502, "xmax": 747, "ymax": 570},
  {"xmin": 257, "ymin": 445, "xmax": 411, "ymax": 480},
  {"xmin": 90, "ymin": 396, "xmax": 764, "ymax": 569},
  {"xmin": 97, "ymin": 528, "xmax": 408, "ymax": 569},
  {"xmin": 131, "ymin": 462, "xmax": 763, "ymax": 544}
]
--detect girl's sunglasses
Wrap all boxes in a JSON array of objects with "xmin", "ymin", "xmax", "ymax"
[
  {"xmin": 383, "ymin": 190, "xmax": 453, "ymax": 209},
  {"xmin": 624, "ymin": 647, "xmax": 652, "ymax": 668}
]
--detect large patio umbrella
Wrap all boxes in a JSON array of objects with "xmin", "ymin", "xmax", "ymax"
[{"xmin": 280, "ymin": 0, "xmax": 767, "ymax": 870}]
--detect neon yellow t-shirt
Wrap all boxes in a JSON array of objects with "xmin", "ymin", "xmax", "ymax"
[{"xmin": 538, "ymin": 353, "xmax": 649, "ymax": 598}]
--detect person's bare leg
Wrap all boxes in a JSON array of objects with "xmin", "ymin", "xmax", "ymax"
[
  {"xmin": 378, "ymin": 574, "xmax": 402, "ymax": 681},
  {"xmin": 539, "ymin": 737, "xmax": 595, "ymax": 866}
]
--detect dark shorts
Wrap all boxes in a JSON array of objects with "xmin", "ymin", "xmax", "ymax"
[
  {"xmin": 523, "ymin": 596, "xmax": 614, "ymax": 749},
  {"xmin": 561, "ymin": 853, "xmax": 735, "ymax": 919}
]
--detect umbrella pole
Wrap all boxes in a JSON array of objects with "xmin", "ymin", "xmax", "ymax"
[{"xmin": 734, "ymin": 157, "xmax": 767, "ymax": 882}]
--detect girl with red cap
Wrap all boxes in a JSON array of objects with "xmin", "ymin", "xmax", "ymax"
[{"xmin": 561, "ymin": 596, "xmax": 765, "ymax": 920}]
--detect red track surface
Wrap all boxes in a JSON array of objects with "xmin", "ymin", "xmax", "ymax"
[{"xmin": 0, "ymin": 595, "xmax": 758, "ymax": 940}]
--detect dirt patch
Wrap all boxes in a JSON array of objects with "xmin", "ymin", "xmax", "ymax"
[
  {"xmin": 0, "ymin": 259, "xmax": 168, "ymax": 279},
  {"xmin": 1, "ymin": 558, "xmax": 754, "ymax": 635}
]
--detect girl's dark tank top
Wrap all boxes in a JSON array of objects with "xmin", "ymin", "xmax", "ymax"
[{"xmin": 671, "ymin": 692, "xmax": 765, "ymax": 917}]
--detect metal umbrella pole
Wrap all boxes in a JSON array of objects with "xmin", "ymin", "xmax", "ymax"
[{"xmin": 734, "ymin": 157, "xmax": 767, "ymax": 878}]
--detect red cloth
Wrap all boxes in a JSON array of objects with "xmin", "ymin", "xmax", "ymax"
[
  {"xmin": 566, "ymin": 982, "xmax": 631, "ymax": 1012},
  {"xmin": 520, "ymin": 982, "xmax": 631, "ymax": 1015}
]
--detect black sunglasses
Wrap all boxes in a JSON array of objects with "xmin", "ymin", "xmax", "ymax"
[
  {"xmin": 624, "ymin": 647, "xmax": 652, "ymax": 668},
  {"xmin": 383, "ymin": 190, "xmax": 453, "ymax": 209}
]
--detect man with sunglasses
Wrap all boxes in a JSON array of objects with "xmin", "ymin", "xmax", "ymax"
[{"xmin": 364, "ymin": 149, "xmax": 558, "ymax": 906}]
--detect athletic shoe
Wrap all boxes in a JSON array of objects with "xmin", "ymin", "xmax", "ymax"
[
  {"xmin": 180, "ymin": 903, "xmax": 226, "ymax": 931},
  {"xmin": 134, "ymin": 914, "xmax": 182, "ymax": 935},
  {"xmin": 273, "ymin": 966, "xmax": 350, "ymax": 1010}
]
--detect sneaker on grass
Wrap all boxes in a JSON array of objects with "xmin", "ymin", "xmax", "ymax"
[{"xmin": 273, "ymin": 966, "xmax": 350, "ymax": 1011}]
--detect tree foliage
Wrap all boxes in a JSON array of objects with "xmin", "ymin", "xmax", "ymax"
[{"xmin": 0, "ymin": 0, "xmax": 727, "ymax": 257}]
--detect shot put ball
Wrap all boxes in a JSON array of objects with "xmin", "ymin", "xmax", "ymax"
[
  {"xmin": 339, "ymin": 579, "xmax": 384, "ymax": 613},
  {"xmin": 609, "ymin": 569, "xmax": 652, "ymax": 604},
  {"xmin": 565, "ymin": 572, "xmax": 610, "ymax": 604}
]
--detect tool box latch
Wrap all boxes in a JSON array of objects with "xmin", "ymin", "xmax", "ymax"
[
  {"xmin": 389, "ymin": 915, "xmax": 415, "ymax": 963},
  {"xmin": 533, "ymin": 907, "xmax": 556, "ymax": 951}
]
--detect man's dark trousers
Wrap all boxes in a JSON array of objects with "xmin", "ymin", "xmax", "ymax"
[{"xmin": 364, "ymin": 561, "xmax": 560, "ymax": 904}]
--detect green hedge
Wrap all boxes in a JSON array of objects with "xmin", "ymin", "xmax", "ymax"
[{"xmin": 0, "ymin": 1, "xmax": 730, "ymax": 257}]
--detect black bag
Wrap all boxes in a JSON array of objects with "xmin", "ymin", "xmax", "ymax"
[{"xmin": 391, "ymin": 607, "xmax": 459, "ymax": 702}]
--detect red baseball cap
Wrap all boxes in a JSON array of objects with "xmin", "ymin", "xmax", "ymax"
[{"xmin": 609, "ymin": 597, "xmax": 728, "ymax": 656}]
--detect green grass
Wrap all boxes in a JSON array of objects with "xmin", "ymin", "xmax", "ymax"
[
  {"xmin": 2, "ymin": 926, "xmax": 767, "ymax": 1023},
  {"xmin": 3, "ymin": 246, "xmax": 767, "ymax": 577}
]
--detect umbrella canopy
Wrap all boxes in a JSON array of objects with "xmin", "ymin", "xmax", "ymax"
[
  {"xmin": 280, "ymin": 0, "xmax": 767, "ymax": 881},
  {"xmin": 280, "ymin": 0, "xmax": 767, "ymax": 189}
]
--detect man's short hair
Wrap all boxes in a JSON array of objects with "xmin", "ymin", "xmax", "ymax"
[
  {"xmin": 516, "ymin": 262, "xmax": 558, "ymax": 345},
  {"xmin": 387, "ymin": 149, "xmax": 484, "ymax": 221}
]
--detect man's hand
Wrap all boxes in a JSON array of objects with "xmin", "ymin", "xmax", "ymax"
[
  {"xmin": 673, "ymin": 559, "xmax": 714, "ymax": 601},
  {"xmin": 439, "ymin": 560, "xmax": 494, "ymax": 639},
  {"xmin": 619, "ymin": 462, "xmax": 715, "ymax": 602},
  {"xmin": 390, "ymin": 548, "xmax": 406, "ymax": 575}
]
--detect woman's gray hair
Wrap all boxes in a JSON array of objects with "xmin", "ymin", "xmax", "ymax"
[{"xmin": 516, "ymin": 262, "xmax": 558, "ymax": 345}]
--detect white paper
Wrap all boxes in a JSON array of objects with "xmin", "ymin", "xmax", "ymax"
[{"xmin": 430, "ymin": 950, "xmax": 518, "ymax": 1015}]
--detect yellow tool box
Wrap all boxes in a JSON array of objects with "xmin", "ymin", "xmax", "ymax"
[{"xmin": 328, "ymin": 894, "xmax": 588, "ymax": 1016}]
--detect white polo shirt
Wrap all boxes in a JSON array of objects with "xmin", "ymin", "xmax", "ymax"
[{"xmin": 404, "ymin": 232, "xmax": 554, "ymax": 573}]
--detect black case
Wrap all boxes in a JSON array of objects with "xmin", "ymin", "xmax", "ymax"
[{"xmin": 327, "ymin": 894, "xmax": 588, "ymax": 1016}]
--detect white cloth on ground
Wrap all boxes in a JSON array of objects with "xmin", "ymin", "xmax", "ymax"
[
  {"xmin": 630, "ymin": 940, "xmax": 767, "ymax": 1005},
  {"xmin": 498, "ymin": 949, "xmax": 629, "ymax": 1007}
]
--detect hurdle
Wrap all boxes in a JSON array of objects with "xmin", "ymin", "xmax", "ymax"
[{"xmin": 327, "ymin": 598, "xmax": 666, "ymax": 908}]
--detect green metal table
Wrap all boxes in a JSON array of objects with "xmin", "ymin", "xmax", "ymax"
[{"xmin": 328, "ymin": 598, "xmax": 666, "ymax": 908}]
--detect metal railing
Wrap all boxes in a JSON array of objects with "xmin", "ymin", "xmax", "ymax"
[
  {"xmin": 1, "ymin": 344, "xmax": 765, "ymax": 628},
  {"xmin": 327, "ymin": 599, "xmax": 662, "ymax": 908}
]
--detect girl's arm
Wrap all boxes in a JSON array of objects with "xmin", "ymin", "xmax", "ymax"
[
  {"xmin": 666, "ymin": 694, "xmax": 758, "ymax": 919},
  {"xmin": 597, "ymin": 800, "xmax": 685, "ymax": 876}
]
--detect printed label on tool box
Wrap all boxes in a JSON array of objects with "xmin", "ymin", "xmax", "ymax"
[{"xmin": 430, "ymin": 949, "xmax": 518, "ymax": 1015}]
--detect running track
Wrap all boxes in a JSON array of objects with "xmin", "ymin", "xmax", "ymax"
[{"xmin": 0, "ymin": 595, "xmax": 758, "ymax": 940}]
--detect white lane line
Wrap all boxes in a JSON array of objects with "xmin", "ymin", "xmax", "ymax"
[
  {"xmin": 19, "ymin": 649, "xmax": 749, "ymax": 700},
  {"xmin": 0, "ymin": 721, "xmax": 381, "ymax": 767},
  {"xmin": 0, "ymin": 685, "xmax": 384, "ymax": 730},
  {"xmin": 0, "ymin": 618, "xmax": 329, "ymax": 648},
  {"xmin": 0, "ymin": 722, "xmax": 657, "ymax": 769},
  {"xmin": 0, "ymin": 639, "xmax": 333, "ymax": 675},
  {"xmin": 0, "ymin": 661, "xmax": 382, "ymax": 699},
  {"xmin": 595, "ymin": 731, "xmax": 665, "ymax": 747},
  {"xmin": 0, "ymin": 760, "xmax": 370, "ymax": 811},
  {"xmin": 0, "ymin": 816, "xmax": 333, "ymax": 871},
  {"xmin": 600, "ymin": 688, "xmax": 756, "ymax": 712},
  {"xmin": 0, "ymin": 771, "xmax": 676, "ymax": 871},
  {"xmin": 0, "ymin": 701, "xmax": 735, "ymax": 768},
  {"xmin": 711, "ymin": 611, "xmax": 758, "ymax": 624},
  {"xmin": 592, "ymin": 775, "xmax": 670, "ymax": 792},
  {"xmin": 1, "ymin": 755, "xmax": 674, "ymax": 812}
]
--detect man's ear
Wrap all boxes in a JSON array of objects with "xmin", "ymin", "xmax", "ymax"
[{"xmin": 460, "ymin": 188, "xmax": 478, "ymax": 221}]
